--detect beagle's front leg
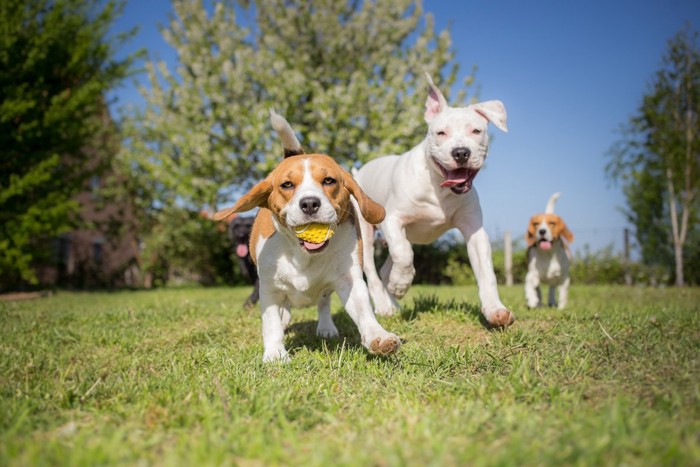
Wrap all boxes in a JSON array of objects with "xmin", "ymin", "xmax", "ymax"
[
  {"xmin": 316, "ymin": 291, "xmax": 339, "ymax": 338},
  {"xmin": 335, "ymin": 277, "xmax": 401, "ymax": 356},
  {"xmin": 260, "ymin": 293, "xmax": 290, "ymax": 363},
  {"xmin": 524, "ymin": 269, "xmax": 542, "ymax": 308}
]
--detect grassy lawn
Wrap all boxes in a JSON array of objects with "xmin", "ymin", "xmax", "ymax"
[{"xmin": 1, "ymin": 284, "xmax": 699, "ymax": 466}]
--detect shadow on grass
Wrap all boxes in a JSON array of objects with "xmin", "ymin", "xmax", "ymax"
[
  {"xmin": 400, "ymin": 293, "xmax": 503, "ymax": 330},
  {"xmin": 285, "ymin": 311, "xmax": 366, "ymax": 356}
]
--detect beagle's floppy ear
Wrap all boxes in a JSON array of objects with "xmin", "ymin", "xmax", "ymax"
[
  {"xmin": 341, "ymin": 169, "xmax": 385, "ymax": 225},
  {"xmin": 560, "ymin": 221, "xmax": 574, "ymax": 244},
  {"xmin": 214, "ymin": 178, "xmax": 272, "ymax": 222},
  {"xmin": 472, "ymin": 100, "xmax": 508, "ymax": 133},
  {"xmin": 526, "ymin": 217, "xmax": 538, "ymax": 247}
]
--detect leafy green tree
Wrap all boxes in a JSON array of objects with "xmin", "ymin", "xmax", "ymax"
[
  {"xmin": 120, "ymin": 0, "xmax": 473, "ymax": 283},
  {"xmin": 0, "ymin": 0, "xmax": 136, "ymax": 287},
  {"xmin": 608, "ymin": 26, "xmax": 700, "ymax": 286}
]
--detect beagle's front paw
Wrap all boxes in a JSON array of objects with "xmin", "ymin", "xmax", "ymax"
[
  {"xmin": 316, "ymin": 321, "xmax": 339, "ymax": 339},
  {"xmin": 262, "ymin": 346, "xmax": 290, "ymax": 363}
]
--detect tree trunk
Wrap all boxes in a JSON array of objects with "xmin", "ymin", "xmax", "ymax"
[{"xmin": 666, "ymin": 168, "xmax": 685, "ymax": 287}]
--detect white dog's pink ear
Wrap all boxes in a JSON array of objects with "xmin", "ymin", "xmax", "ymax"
[
  {"xmin": 473, "ymin": 100, "xmax": 508, "ymax": 132},
  {"xmin": 424, "ymin": 72, "xmax": 447, "ymax": 123}
]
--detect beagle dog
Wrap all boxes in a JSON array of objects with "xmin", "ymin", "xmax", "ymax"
[
  {"xmin": 524, "ymin": 193, "xmax": 574, "ymax": 309},
  {"xmin": 215, "ymin": 111, "xmax": 401, "ymax": 362}
]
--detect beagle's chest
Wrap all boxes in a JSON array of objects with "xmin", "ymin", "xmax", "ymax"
[
  {"xmin": 255, "ymin": 223, "xmax": 358, "ymax": 307},
  {"xmin": 270, "ymin": 257, "xmax": 336, "ymax": 306},
  {"xmin": 530, "ymin": 246, "xmax": 570, "ymax": 284}
]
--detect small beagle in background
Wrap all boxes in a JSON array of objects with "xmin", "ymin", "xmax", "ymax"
[
  {"xmin": 525, "ymin": 192, "xmax": 574, "ymax": 309},
  {"xmin": 215, "ymin": 111, "xmax": 401, "ymax": 362}
]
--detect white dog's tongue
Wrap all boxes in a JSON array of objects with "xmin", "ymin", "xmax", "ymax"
[
  {"xmin": 539, "ymin": 241, "xmax": 552, "ymax": 250},
  {"xmin": 303, "ymin": 240, "xmax": 326, "ymax": 251},
  {"xmin": 440, "ymin": 168, "xmax": 469, "ymax": 187},
  {"xmin": 236, "ymin": 244, "xmax": 248, "ymax": 257}
]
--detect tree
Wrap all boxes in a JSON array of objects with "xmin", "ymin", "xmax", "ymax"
[
  {"xmin": 120, "ymin": 0, "xmax": 473, "ymax": 283},
  {"xmin": 608, "ymin": 26, "xmax": 700, "ymax": 286},
  {"xmin": 0, "ymin": 0, "xmax": 137, "ymax": 287}
]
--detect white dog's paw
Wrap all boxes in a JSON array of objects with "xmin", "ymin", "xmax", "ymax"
[
  {"xmin": 484, "ymin": 309, "xmax": 515, "ymax": 328},
  {"xmin": 262, "ymin": 347, "xmax": 290, "ymax": 363},
  {"xmin": 316, "ymin": 322, "xmax": 339, "ymax": 339},
  {"xmin": 366, "ymin": 332, "xmax": 401, "ymax": 356},
  {"xmin": 387, "ymin": 268, "xmax": 414, "ymax": 299}
]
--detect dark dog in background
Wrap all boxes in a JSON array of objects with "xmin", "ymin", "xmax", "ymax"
[{"xmin": 228, "ymin": 215, "xmax": 259, "ymax": 308}]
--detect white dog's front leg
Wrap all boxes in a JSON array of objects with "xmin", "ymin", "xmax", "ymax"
[
  {"xmin": 461, "ymin": 225, "xmax": 515, "ymax": 327},
  {"xmin": 260, "ymin": 294, "xmax": 290, "ymax": 363},
  {"xmin": 316, "ymin": 291, "xmax": 339, "ymax": 338},
  {"xmin": 335, "ymin": 279, "xmax": 401, "ymax": 356},
  {"xmin": 382, "ymin": 217, "xmax": 415, "ymax": 299}
]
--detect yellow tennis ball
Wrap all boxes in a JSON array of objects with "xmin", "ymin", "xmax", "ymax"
[{"xmin": 294, "ymin": 223, "xmax": 335, "ymax": 244}]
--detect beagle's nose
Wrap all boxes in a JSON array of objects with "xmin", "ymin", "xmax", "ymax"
[
  {"xmin": 451, "ymin": 147, "xmax": 471, "ymax": 164},
  {"xmin": 299, "ymin": 196, "xmax": 321, "ymax": 215},
  {"xmin": 538, "ymin": 228, "xmax": 547, "ymax": 235}
]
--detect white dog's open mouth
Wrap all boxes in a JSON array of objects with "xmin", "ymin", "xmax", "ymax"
[{"xmin": 432, "ymin": 158, "xmax": 479, "ymax": 194}]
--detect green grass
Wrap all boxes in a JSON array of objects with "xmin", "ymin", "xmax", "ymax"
[{"xmin": 1, "ymin": 285, "xmax": 699, "ymax": 466}]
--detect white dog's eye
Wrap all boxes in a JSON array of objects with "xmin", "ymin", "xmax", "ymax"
[
  {"xmin": 436, "ymin": 130, "xmax": 446, "ymax": 136},
  {"xmin": 472, "ymin": 128, "xmax": 482, "ymax": 135}
]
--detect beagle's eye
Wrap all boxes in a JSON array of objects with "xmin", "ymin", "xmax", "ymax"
[
  {"xmin": 472, "ymin": 128, "xmax": 482, "ymax": 135},
  {"xmin": 548, "ymin": 221, "xmax": 556, "ymax": 226},
  {"xmin": 280, "ymin": 181, "xmax": 294, "ymax": 190},
  {"xmin": 322, "ymin": 177, "xmax": 336, "ymax": 186}
]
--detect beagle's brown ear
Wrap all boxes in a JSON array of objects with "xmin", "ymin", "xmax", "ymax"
[
  {"xmin": 214, "ymin": 178, "xmax": 272, "ymax": 222},
  {"xmin": 341, "ymin": 169, "xmax": 385, "ymax": 225},
  {"xmin": 561, "ymin": 222, "xmax": 574, "ymax": 244},
  {"xmin": 526, "ymin": 217, "xmax": 538, "ymax": 247}
]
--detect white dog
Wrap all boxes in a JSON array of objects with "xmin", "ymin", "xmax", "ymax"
[
  {"xmin": 354, "ymin": 73, "xmax": 514, "ymax": 328},
  {"xmin": 524, "ymin": 192, "xmax": 574, "ymax": 309},
  {"xmin": 215, "ymin": 112, "xmax": 401, "ymax": 362}
]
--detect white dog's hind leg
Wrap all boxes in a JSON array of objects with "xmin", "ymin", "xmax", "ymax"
[
  {"xmin": 381, "ymin": 217, "xmax": 416, "ymax": 299},
  {"xmin": 359, "ymin": 218, "xmax": 399, "ymax": 316},
  {"xmin": 316, "ymin": 291, "xmax": 339, "ymax": 338},
  {"xmin": 462, "ymin": 225, "xmax": 515, "ymax": 327}
]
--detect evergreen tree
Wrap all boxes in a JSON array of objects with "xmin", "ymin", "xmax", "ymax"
[{"xmin": 0, "ymin": 0, "xmax": 136, "ymax": 286}]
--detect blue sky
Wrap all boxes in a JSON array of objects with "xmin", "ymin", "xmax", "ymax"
[{"xmin": 109, "ymin": 0, "xmax": 700, "ymax": 255}]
